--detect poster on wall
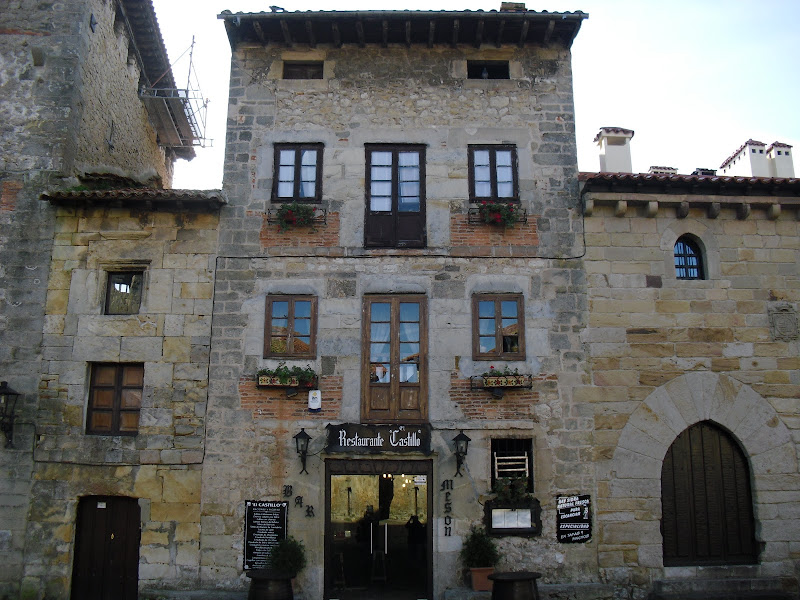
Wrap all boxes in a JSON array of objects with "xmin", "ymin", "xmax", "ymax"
[
  {"xmin": 243, "ymin": 500, "xmax": 288, "ymax": 570},
  {"xmin": 556, "ymin": 494, "xmax": 591, "ymax": 543}
]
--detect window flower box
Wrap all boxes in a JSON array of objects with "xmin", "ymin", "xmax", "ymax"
[
  {"xmin": 257, "ymin": 375, "xmax": 317, "ymax": 388},
  {"xmin": 470, "ymin": 367, "xmax": 532, "ymax": 398},
  {"xmin": 256, "ymin": 363, "xmax": 317, "ymax": 389},
  {"xmin": 467, "ymin": 203, "xmax": 527, "ymax": 228},
  {"xmin": 266, "ymin": 203, "xmax": 327, "ymax": 232}
]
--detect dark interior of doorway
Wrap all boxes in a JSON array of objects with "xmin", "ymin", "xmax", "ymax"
[{"xmin": 327, "ymin": 460, "xmax": 431, "ymax": 600}]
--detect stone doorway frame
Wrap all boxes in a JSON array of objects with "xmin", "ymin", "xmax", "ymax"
[{"xmin": 597, "ymin": 372, "xmax": 796, "ymax": 582}]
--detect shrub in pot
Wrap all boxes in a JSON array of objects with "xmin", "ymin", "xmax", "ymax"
[
  {"xmin": 459, "ymin": 525, "xmax": 500, "ymax": 591},
  {"xmin": 247, "ymin": 537, "xmax": 307, "ymax": 600}
]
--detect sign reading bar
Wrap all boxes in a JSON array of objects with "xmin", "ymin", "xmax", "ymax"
[
  {"xmin": 243, "ymin": 500, "xmax": 288, "ymax": 570},
  {"xmin": 556, "ymin": 494, "xmax": 591, "ymax": 543},
  {"xmin": 325, "ymin": 423, "xmax": 432, "ymax": 454}
]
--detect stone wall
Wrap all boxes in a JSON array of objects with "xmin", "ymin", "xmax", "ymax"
[
  {"xmin": 73, "ymin": 0, "xmax": 173, "ymax": 186},
  {"xmin": 1, "ymin": 1, "xmax": 191, "ymax": 595},
  {"xmin": 208, "ymin": 39, "xmax": 588, "ymax": 598},
  {"xmin": 204, "ymin": 252, "xmax": 589, "ymax": 595},
  {"xmin": 0, "ymin": 2, "xmax": 89, "ymax": 594},
  {"xmin": 20, "ymin": 202, "xmax": 219, "ymax": 598},
  {"xmin": 579, "ymin": 197, "xmax": 800, "ymax": 591},
  {"xmin": 221, "ymin": 44, "xmax": 581, "ymax": 257}
]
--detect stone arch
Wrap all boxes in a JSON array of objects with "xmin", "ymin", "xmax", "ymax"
[
  {"xmin": 598, "ymin": 371, "xmax": 796, "ymax": 571},
  {"xmin": 659, "ymin": 218, "xmax": 721, "ymax": 280}
]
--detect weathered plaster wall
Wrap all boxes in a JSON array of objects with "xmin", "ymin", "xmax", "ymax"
[
  {"xmin": 20, "ymin": 204, "xmax": 219, "ymax": 598},
  {"xmin": 580, "ymin": 199, "xmax": 800, "ymax": 591}
]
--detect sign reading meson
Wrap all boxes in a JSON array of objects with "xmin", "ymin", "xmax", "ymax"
[
  {"xmin": 556, "ymin": 494, "xmax": 591, "ymax": 543},
  {"xmin": 244, "ymin": 501, "xmax": 288, "ymax": 570},
  {"xmin": 325, "ymin": 423, "xmax": 432, "ymax": 454}
]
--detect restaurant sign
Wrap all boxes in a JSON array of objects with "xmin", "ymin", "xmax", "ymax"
[{"xmin": 325, "ymin": 422, "xmax": 432, "ymax": 454}]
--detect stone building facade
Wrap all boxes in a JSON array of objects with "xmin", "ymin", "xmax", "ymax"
[
  {"xmin": 3, "ymin": 3, "xmax": 800, "ymax": 600},
  {"xmin": 579, "ymin": 173, "xmax": 800, "ymax": 598},
  {"xmin": 0, "ymin": 0, "xmax": 208, "ymax": 598},
  {"xmin": 209, "ymin": 7, "xmax": 592, "ymax": 600}
]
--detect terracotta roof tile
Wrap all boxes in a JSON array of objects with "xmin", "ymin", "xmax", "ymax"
[
  {"xmin": 42, "ymin": 188, "xmax": 226, "ymax": 210},
  {"xmin": 593, "ymin": 127, "xmax": 634, "ymax": 143}
]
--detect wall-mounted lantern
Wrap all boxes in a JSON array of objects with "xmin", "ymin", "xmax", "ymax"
[
  {"xmin": 293, "ymin": 428, "xmax": 312, "ymax": 474},
  {"xmin": 452, "ymin": 430, "xmax": 471, "ymax": 477},
  {"xmin": 0, "ymin": 381, "xmax": 20, "ymax": 449}
]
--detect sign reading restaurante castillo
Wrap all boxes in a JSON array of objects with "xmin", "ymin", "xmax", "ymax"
[{"xmin": 325, "ymin": 423, "xmax": 432, "ymax": 454}]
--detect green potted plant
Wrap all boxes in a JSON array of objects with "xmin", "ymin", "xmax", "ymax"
[
  {"xmin": 247, "ymin": 537, "xmax": 307, "ymax": 600},
  {"xmin": 271, "ymin": 536, "xmax": 307, "ymax": 577},
  {"xmin": 459, "ymin": 525, "xmax": 500, "ymax": 591},
  {"xmin": 478, "ymin": 200, "xmax": 521, "ymax": 228}
]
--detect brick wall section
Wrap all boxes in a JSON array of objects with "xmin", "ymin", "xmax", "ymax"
[
  {"xmin": 450, "ymin": 212, "xmax": 539, "ymax": 247},
  {"xmin": 257, "ymin": 210, "xmax": 340, "ymax": 248},
  {"xmin": 240, "ymin": 375, "xmax": 343, "ymax": 419},
  {"xmin": 0, "ymin": 179, "xmax": 21, "ymax": 211},
  {"xmin": 450, "ymin": 371, "xmax": 557, "ymax": 420}
]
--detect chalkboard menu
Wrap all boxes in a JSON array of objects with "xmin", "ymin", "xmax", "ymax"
[
  {"xmin": 243, "ymin": 500, "xmax": 288, "ymax": 570},
  {"xmin": 556, "ymin": 494, "xmax": 591, "ymax": 543}
]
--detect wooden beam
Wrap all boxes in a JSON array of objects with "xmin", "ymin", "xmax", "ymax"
[
  {"xmin": 451, "ymin": 19, "xmax": 459, "ymax": 47},
  {"xmin": 305, "ymin": 20, "xmax": 316, "ymax": 47},
  {"xmin": 474, "ymin": 19, "xmax": 484, "ymax": 48},
  {"xmin": 427, "ymin": 20, "xmax": 436, "ymax": 48},
  {"xmin": 495, "ymin": 19, "xmax": 505, "ymax": 48},
  {"xmin": 382, "ymin": 19, "xmax": 388, "ymax": 47},
  {"xmin": 252, "ymin": 21, "xmax": 266, "ymax": 43},
  {"xmin": 280, "ymin": 19, "xmax": 292, "ymax": 47},
  {"xmin": 405, "ymin": 20, "xmax": 411, "ymax": 47},
  {"xmin": 543, "ymin": 19, "xmax": 555, "ymax": 44},
  {"xmin": 331, "ymin": 22, "xmax": 341, "ymax": 48},
  {"xmin": 566, "ymin": 21, "xmax": 581, "ymax": 45},
  {"xmin": 356, "ymin": 21, "xmax": 365, "ymax": 48},
  {"xmin": 517, "ymin": 19, "xmax": 529, "ymax": 47}
]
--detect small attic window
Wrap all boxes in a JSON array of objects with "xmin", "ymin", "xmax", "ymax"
[
  {"xmin": 467, "ymin": 61, "xmax": 510, "ymax": 80},
  {"xmin": 283, "ymin": 61, "xmax": 323, "ymax": 79}
]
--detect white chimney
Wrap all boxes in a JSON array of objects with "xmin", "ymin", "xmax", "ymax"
[
  {"xmin": 719, "ymin": 139, "xmax": 769, "ymax": 177},
  {"xmin": 766, "ymin": 142, "xmax": 795, "ymax": 178},
  {"xmin": 648, "ymin": 166, "xmax": 678, "ymax": 175},
  {"xmin": 595, "ymin": 127, "xmax": 634, "ymax": 173}
]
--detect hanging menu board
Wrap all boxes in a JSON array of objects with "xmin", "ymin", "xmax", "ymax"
[
  {"xmin": 556, "ymin": 494, "xmax": 591, "ymax": 543},
  {"xmin": 243, "ymin": 500, "xmax": 288, "ymax": 570}
]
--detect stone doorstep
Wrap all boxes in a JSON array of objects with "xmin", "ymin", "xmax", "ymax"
[
  {"xmin": 445, "ymin": 583, "xmax": 617, "ymax": 600},
  {"xmin": 652, "ymin": 578, "xmax": 799, "ymax": 594},
  {"xmin": 140, "ymin": 591, "xmax": 245, "ymax": 600}
]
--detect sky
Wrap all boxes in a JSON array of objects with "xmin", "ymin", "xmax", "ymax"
[{"xmin": 151, "ymin": 0, "xmax": 800, "ymax": 190}]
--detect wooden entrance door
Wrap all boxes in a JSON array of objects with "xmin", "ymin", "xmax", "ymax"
[
  {"xmin": 71, "ymin": 496, "xmax": 141, "ymax": 600},
  {"xmin": 661, "ymin": 421, "xmax": 758, "ymax": 566}
]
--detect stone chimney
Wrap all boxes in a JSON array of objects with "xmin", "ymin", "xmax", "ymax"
[{"xmin": 595, "ymin": 127, "xmax": 634, "ymax": 173}]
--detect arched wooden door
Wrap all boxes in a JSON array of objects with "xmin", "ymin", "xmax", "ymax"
[{"xmin": 661, "ymin": 421, "xmax": 758, "ymax": 566}]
